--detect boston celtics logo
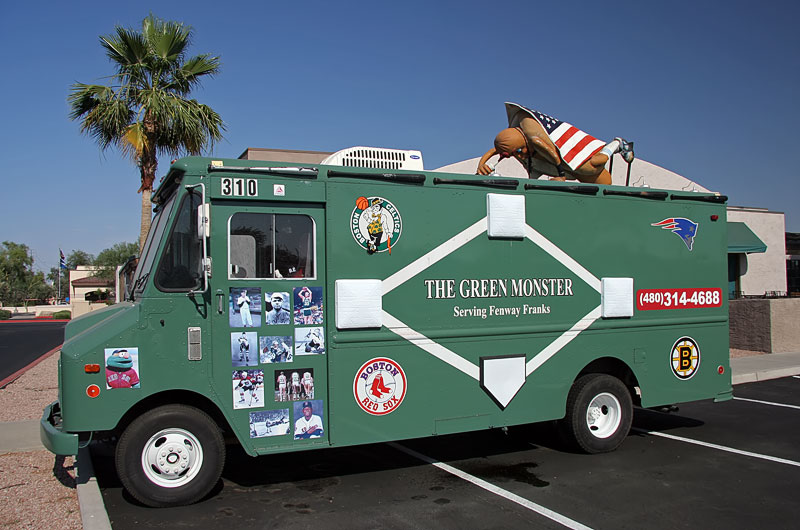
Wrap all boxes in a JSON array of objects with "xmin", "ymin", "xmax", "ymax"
[{"xmin": 350, "ymin": 196, "xmax": 402, "ymax": 254}]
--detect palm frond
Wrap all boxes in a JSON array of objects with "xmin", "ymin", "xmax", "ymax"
[
  {"xmin": 101, "ymin": 27, "xmax": 148, "ymax": 70},
  {"xmin": 143, "ymin": 14, "xmax": 192, "ymax": 62},
  {"xmin": 78, "ymin": 98, "xmax": 134, "ymax": 151},
  {"xmin": 67, "ymin": 83, "xmax": 114, "ymax": 120},
  {"xmin": 121, "ymin": 122, "xmax": 147, "ymax": 161},
  {"xmin": 169, "ymin": 54, "xmax": 221, "ymax": 93}
]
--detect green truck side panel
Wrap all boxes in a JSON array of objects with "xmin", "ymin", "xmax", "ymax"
[{"xmin": 49, "ymin": 156, "xmax": 731, "ymax": 456}]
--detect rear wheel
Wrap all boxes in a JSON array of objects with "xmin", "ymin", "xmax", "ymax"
[
  {"xmin": 559, "ymin": 374, "xmax": 633, "ymax": 454},
  {"xmin": 115, "ymin": 404, "xmax": 225, "ymax": 507}
]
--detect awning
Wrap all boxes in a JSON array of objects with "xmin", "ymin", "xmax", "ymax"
[{"xmin": 728, "ymin": 222, "xmax": 767, "ymax": 253}]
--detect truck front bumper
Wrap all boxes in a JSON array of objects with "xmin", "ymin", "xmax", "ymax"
[{"xmin": 40, "ymin": 401, "xmax": 79, "ymax": 455}]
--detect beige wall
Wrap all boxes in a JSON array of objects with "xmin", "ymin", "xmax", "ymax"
[
  {"xmin": 727, "ymin": 208, "xmax": 787, "ymax": 295},
  {"xmin": 770, "ymin": 298, "xmax": 800, "ymax": 353},
  {"xmin": 731, "ymin": 298, "xmax": 800, "ymax": 353},
  {"xmin": 70, "ymin": 266, "xmax": 112, "ymax": 318},
  {"xmin": 239, "ymin": 148, "xmax": 332, "ymax": 164}
]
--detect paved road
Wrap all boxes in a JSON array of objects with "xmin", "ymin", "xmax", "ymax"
[
  {"xmin": 0, "ymin": 321, "xmax": 66, "ymax": 383},
  {"xmin": 93, "ymin": 376, "xmax": 800, "ymax": 529}
]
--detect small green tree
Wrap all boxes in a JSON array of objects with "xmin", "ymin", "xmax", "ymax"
[
  {"xmin": 67, "ymin": 250, "xmax": 95, "ymax": 269},
  {"xmin": 94, "ymin": 242, "xmax": 139, "ymax": 280},
  {"xmin": 0, "ymin": 242, "xmax": 54, "ymax": 306},
  {"xmin": 69, "ymin": 14, "xmax": 224, "ymax": 252}
]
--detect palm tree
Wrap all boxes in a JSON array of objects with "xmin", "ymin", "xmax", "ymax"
[{"xmin": 69, "ymin": 14, "xmax": 224, "ymax": 251}]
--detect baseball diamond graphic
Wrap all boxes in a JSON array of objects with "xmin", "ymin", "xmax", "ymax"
[{"xmin": 380, "ymin": 217, "xmax": 603, "ymax": 385}]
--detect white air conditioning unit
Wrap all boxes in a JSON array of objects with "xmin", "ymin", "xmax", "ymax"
[{"xmin": 321, "ymin": 146, "xmax": 424, "ymax": 171}]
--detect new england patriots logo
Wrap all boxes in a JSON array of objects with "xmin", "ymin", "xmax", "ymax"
[{"xmin": 652, "ymin": 218, "xmax": 699, "ymax": 251}]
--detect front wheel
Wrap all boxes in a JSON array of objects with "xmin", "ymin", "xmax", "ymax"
[
  {"xmin": 559, "ymin": 374, "xmax": 633, "ymax": 454},
  {"xmin": 115, "ymin": 404, "xmax": 225, "ymax": 507}
]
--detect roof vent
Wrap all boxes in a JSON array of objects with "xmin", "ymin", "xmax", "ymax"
[{"xmin": 321, "ymin": 146, "xmax": 423, "ymax": 170}]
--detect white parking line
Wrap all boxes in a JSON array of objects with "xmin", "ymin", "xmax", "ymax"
[
  {"xmin": 633, "ymin": 428, "xmax": 800, "ymax": 468},
  {"xmin": 390, "ymin": 442, "xmax": 593, "ymax": 530},
  {"xmin": 733, "ymin": 397, "xmax": 800, "ymax": 410}
]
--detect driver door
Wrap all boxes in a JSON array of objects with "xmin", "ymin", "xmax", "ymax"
[{"xmin": 209, "ymin": 199, "xmax": 328, "ymax": 453}]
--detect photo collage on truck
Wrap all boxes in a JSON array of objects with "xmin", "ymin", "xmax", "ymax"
[{"xmin": 228, "ymin": 286, "xmax": 325, "ymax": 440}]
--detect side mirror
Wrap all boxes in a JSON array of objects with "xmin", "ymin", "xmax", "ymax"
[
  {"xmin": 197, "ymin": 203, "xmax": 210, "ymax": 239},
  {"xmin": 186, "ymin": 183, "xmax": 209, "ymax": 296}
]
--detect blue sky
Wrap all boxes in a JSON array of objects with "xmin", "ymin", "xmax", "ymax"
[{"xmin": 1, "ymin": 0, "xmax": 798, "ymax": 272}]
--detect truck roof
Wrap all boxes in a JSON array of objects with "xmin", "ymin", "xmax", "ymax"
[{"xmin": 153, "ymin": 155, "xmax": 728, "ymax": 207}]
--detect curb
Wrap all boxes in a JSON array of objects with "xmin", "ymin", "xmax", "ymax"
[
  {"xmin": 78, "ymin": 446, "xmax": 113, "ymax": 530},
  {"xmin": 0, "ymin": 320, "xmax": 71, "ymax": 323},
  {"xmin": 732, "ymin": 366, "xmax": 800, "ymax": 385}
]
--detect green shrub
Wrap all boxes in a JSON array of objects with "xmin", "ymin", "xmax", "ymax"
[
  {"xmin": 52, "ymin": 310, "xmax": 72, "ymax": 320},
  {"xmin": 0, "ymin": 309, "xmax": 11, "ymax": 320}
]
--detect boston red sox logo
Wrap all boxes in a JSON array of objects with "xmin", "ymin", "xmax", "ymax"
[{"xmin": 353, "ymin": 357, "xmax": 407, "ymax": 415}]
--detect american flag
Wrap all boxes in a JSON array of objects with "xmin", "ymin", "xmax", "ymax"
[
  {"xmin": 59, "ymin": 249, "xmax": 66, "ymax": 269},
  {"xmin": 527, "ymin": 108, "xmax": 606, "ymax": 172}
]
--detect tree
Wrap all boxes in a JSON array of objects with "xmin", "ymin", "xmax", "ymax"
[
  {"xmin": 67, "ymin": 250, "xmax": 95, "ymax": 269},
  {"xmin": 95, "ymin": 242, "xmax": 139, "ymax": 280},
  {"xmin": 69, "ymin": 14, "xmax": 224, "ymax": 251},
  {"xmin": 0, "ymin": 242, "xmax": 54, "ymax": 307}
]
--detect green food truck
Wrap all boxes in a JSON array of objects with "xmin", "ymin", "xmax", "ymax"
[{"xmin": 41, "ymin": 152, "xmax": 732, "ymax": 507}]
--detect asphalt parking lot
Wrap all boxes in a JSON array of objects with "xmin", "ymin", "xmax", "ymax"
[
  {"xmin": 0, "ymin": 321, "xmax": 66, "ymax": 384},
  {"xmin": 92, "ymin": 376, "xmax": 800, "ymax": 529}
]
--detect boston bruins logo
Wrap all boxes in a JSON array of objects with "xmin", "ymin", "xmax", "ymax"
[{"xmin": 670, "ymin": 336, "xmax": 700, "ymax": 380}]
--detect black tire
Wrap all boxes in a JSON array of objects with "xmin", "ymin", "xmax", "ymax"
[
  {"xmin": 115, "ymin": 404, "xmax": 225, "ymax": 507},
  {"xmin": 559, "ymin": 374, "xmax": 633, "ymax": 454}
]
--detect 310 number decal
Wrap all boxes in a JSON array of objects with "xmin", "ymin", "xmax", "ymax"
[
  {"xmin": 221, "ymin": 178, "xmax": 258, "ymax": 197},
  {"xmin": 637, "ymin": 288, "xmax": 722, "ymax": 310}
]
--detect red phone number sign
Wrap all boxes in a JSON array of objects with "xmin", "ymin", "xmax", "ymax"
[{"xmin": 637, "ymin": 288, "xmax": 723, "ymax": 310}]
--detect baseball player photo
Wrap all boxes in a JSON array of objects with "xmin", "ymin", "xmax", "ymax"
[
  {"xmin": 229, "ymin": 287, "xmax": 262, "ymax": 328},
  {"xmin": 265, "ymin": 291, "xmax": 291, "ymax": 325},
  {"xmin": 293, "ymin": 400, "xmax": 324, "ymax": 440}
]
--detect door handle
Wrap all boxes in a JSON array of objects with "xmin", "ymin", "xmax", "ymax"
[{"xmin": 216, "ymin": 290, "xmax": 225, "ymax": 314}]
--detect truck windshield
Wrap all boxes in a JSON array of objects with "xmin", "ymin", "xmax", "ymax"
[
  {"xmin": 155, "ymin": 190, "xmax": 203, "ymax": 291},
  {"xmin": 128, "ymin": 193, "xmax": 177, "ymax": 300}
]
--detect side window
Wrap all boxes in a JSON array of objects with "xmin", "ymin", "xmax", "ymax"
[
  {"xmin": 155, "ymin": 192, "xmax": 203, "ymax": 291},
  {"xmin": 229, "ymin": 213, "xmax": 315, "ymax": 279}
]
